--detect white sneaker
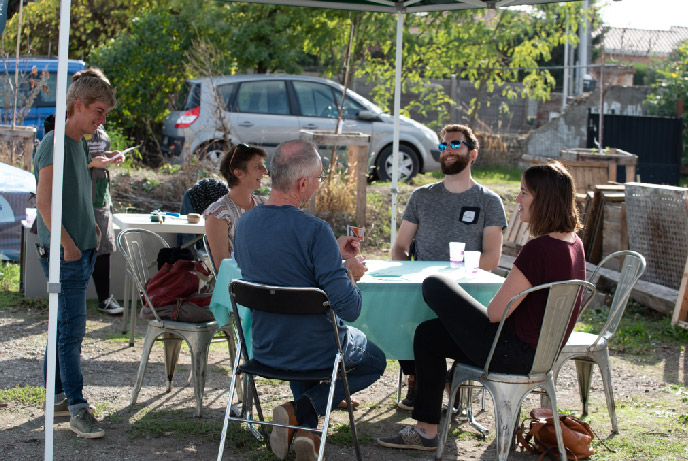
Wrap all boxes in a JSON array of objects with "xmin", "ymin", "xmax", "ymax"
[{"xmin": 98, "ymin": 295, "xmax": 124, "ymax": 315}]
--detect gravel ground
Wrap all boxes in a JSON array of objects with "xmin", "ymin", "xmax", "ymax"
[{"xmin": 1, "ymin": 301, "xmax": 678, "ymax": 461}]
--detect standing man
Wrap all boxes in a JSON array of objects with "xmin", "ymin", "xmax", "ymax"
[
  {"xmin": 35, "ymin": 75, "xmax": 117, "ymax": 438},
  {"xmin": 233, "ymin": 139, "xmax": 386, "ymax": 461},
  {"xmin": 391, "ymin": 124, "xmax": 507, "ymax": 410}
]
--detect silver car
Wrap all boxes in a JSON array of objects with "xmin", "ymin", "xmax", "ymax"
[{"xmin": 161, "ymin": 74, "xmax": 440, "ymax": 180}]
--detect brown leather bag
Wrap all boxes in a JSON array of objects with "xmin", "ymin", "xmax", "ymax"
[{"xmin": 517, "ymin": 408, "xmax": 595, "ymax": 461}]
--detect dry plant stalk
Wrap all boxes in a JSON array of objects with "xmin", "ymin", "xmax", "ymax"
[{"xmin": 315, "ymin": 169, "xmax": 356, "ymax": 215}]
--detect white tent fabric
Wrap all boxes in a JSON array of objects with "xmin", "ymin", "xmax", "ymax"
[
  {"xmin": 45, "ymin": 1, "xmax": 72, "ymax": 459},
  {"xmin": 226, "ymin": 0, "xmax": 580, "ymax": 247},
  {"xmin": 45, "ymin": 1, "xmax": 580, "ymax": 458},
  {"xmin": 0, "ymin": 161, "xmax": 36, "ymax": 193}
]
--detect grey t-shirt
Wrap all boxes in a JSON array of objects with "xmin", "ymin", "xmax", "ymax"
[{"xmin": 401, "ymin": 181, "xmax": 507, "ymax": 261}]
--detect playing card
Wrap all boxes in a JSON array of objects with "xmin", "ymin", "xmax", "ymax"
[{"xmin": 347, "ymin": 225, "xmax": 365, "ymax": 241}]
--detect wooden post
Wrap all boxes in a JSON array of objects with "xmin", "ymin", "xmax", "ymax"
[
  {"xmin": 299, "ymin": 130, "xmax": 370, "ymax": 225},
  {"xmin": 673, "ymin": 195, "xmax": 688, "ymax": 329},
  {"xmin": 350, "ymin": 145, "xmax": 367, "ymax": 227},
  {"xmin": 673, "ymin": 253, "xmax": 688, "ymax": 329},
  {"xmin": 0, "ymin": 125, "xmax": 36, "ymax": 171}
]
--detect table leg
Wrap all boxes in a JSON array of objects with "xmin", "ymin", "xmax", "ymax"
[
  {"xmin": 122, "ymin": 272, "xmax": 130, "ymax": 335},
  {"xmin": 129, "ymin": 276, "xmax": 137, "ymax": 347}
]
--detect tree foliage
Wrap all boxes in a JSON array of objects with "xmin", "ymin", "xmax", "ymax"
[
  {"xmin": 1, "ymin": 0, "xmax": 159, "ymax": 59},
  {"xmin": 646, "ymin": 41, "xmax": 688, "ymax": 164},
  {"xmin": 0, "ymin": 1, "xmax": 599, "ymax": 152},
  {"xmin": 89, "ymin": 7, "xmax": 195, "ymax": 144}
]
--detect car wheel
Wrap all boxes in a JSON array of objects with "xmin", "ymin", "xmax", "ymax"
[
  {"xmin": 197, "ymin": 141, "xmax": 227, "ymax": 169},
  {"xmin": 375, "ymin": 144, "xmax": 420, "ymax": 182}
]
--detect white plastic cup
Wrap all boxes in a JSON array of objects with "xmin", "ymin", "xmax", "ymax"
[
  {"xmin": 449, "ymin": 242, "xmax": 465, "ymax": 268},
  {"xmin": 463, "ymin": 250, "xmax": 481, "ymax": 274}
]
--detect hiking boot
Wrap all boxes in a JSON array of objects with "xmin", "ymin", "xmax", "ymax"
[
  {"xmin": 377, "ymin": 425, "xmax": 438, "ymax": 451},
  {"xmin": 70, "ymin": 407, "xmax": 104, "ymax": 438},
  {"xmin": 293, "ymin": 429, "xmax": 321, "ymax": 461},
  {"xmin": 270, "ymin": 402, "xmax": 297, "ymax": 460},
  {"xmin": 98, "ymin": 295, "xmax": 124, "ymax": 315},
  {"xmin": 397, "ymin": 375, "xmax": 416, "ymax": 410}
]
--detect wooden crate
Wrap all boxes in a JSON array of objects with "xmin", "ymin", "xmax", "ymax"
[
  {"xmin": 522, "ymin": 148, "xmax": 637, "ymax": 196},
  {"xmin": 581, "ymin": 185, "xmax": 626, "ymax": 264},
  {"xmin": 601, "ymin": 202, "xmax": 629, "ymax": 271}
]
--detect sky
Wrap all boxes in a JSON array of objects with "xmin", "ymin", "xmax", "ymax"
[{"xmin": 600, "ymin": 0, "xmax": 688, "ymax": 30}]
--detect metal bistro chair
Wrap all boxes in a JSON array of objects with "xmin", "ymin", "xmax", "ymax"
[
  {"xmin": 437, "ymin": 279, "xmax": 596, "ymax": 461},
  {"xmin": 549, "ymin": 250, "xmax": 646, "ymax": 434},
  {"xmin": 117, "ymin": 228, "xmax": 237, "ymax": 418},
  {"xmin": 202, "ymin": 234, "xmax": 218, "ymax": 280},
  {"xmin": 217, "ymin": 280, "xmax": 362, "ymax": 461}
]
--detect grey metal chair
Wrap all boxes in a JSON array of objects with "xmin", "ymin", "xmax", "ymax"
[
  {"xmin": 117, "ymin": 228, "xmax": 237, "ymax": 418},
  {"xmin": 550, "ymin": 250, "xmax": 646, "ymax": 434},
  {"xmin": 201, "ymin": 233, "xmax": 218, "ymax": 279},
  {"xmin": 436, "ymin": 279, "xmax": 596, "ymax": 461},
  {"xmin": 217, "ymin": 280, "xmax": 362, "ymax": 461}
]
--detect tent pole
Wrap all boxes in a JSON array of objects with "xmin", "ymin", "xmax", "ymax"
[
  {"xmin": 390, "ymin": 8, "xmax": 404, "ymax": 250},
  {"xmin": 45, "ymin": 1, "xmax": 72, "ymax": 460}
]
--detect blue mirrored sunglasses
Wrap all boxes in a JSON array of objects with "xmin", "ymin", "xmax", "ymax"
[{"xmin": 438, "ymin": 140, "xmax": 469, "ymax": 151}]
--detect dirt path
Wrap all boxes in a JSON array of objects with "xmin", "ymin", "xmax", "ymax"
[{"xmin": 1, "ymin": 302, "xmax": 686, "ymax": 460}]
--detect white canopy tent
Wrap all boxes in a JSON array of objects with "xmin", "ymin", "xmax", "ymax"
[
  {"xmin": 224, "ymin": 0, "xmax": 582, "ymax": 247},
  {"xmin": 45, "ymin": 1, "xmax": 582, "ymax": 459}
]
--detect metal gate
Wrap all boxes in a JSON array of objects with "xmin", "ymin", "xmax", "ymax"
[{"xmin": 587, "ymin": 111, "xmax": 683, "ymax": 185}]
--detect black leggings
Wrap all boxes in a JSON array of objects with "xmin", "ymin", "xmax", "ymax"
[
  {"xmin": 411, "ymin": 274, "xmax": 535, "ymax": 425},
  {"xmin": 92, "ymin": 253, "xmax": 110, "ymax": 302}
]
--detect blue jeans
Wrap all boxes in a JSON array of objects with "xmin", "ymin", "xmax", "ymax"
[
  {"xmin": 289, "ymin": 340, "xmax": 387, "ymax": 416},
  {"xmin": 40, "ymin": 247, "xmax": 96, "ymax": 416}
]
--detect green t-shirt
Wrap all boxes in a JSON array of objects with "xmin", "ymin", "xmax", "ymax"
[{"xmin": 34, "ymin": 130, "xmax": 98, "ymax": 251}]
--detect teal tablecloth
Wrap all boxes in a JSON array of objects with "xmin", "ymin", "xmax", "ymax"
[{"xmin": 209, "ymin": 259, "xmax": 504, "ymax": 360}]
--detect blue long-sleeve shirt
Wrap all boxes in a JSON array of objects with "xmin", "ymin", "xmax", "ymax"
[{"xmin": 234, "ymin": 205, "xmax": 366, "ymax": 370}]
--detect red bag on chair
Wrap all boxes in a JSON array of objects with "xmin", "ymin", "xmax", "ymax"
[{"xmin": 145, "ymin": 260, "xmax": 210, "ymax": 308}]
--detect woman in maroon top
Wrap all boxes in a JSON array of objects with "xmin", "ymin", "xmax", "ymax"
[{"xmin": 378, "ymin": 161, "xmax": 586, "ymax": 451}]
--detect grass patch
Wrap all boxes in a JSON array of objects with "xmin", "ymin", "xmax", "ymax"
[
  {"xmin": 255, "ymin": 377, "xmax": 282, "ymax": 387},
  {"xmin": 472, "ymin": 165, "xmax": 524, "ymax": 184},
  {"xmin": 128, "ymin": 409, "xmax": 274, "ymax": 459},
  {"xmin": 587, "ymin": 400, "xmax": 688, "ymax": 460},
  {"xmin": 385, "ymin": 360, "xmax": 400, "ymax": 373},
  {"xmin": 0, "ymin": 261, "xmax": 22, "ymax": 310},
  {"xmin": 576, "ymin": 299, "xmax": 688, "ymax": 356},
  {"xmin": 0, "ymin": 385, "xmax": 45, "ymax": 406},
  {"xmin": 105, "ymin": 331, "xmax": 144, "ymax": 342},
  {"xmin": 327, "ymin": 423, "xmax": 374, "ymax": 446},
  {"xmin": 128, "ymin": 409, "xmax": 223, "ymax": 440}
]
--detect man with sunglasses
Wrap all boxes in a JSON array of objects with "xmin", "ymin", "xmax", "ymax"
[{"xmin": 391, "ymin": 123, "xmax": 507, "ymax": 411}]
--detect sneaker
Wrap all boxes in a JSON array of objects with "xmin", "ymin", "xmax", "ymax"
[
  {"xmin": 377, "ymin": 425, "xmax": 438, "ymax": 451},
  {"xmin": 98, "ymin": 295, "xmax": 124, "ymax": 315},
  {"xmin": 293, "ymin": 429, "xmax": 321, "ymax": 461},
  {"xmin": 70, "ymin": 408, "xmax": 104, "ymax": 438},
  {"xmin": 397, "ymin": 375, "xmax": 416, "ymax": 411},
  {"xmin": 270, "ymin": 402, "xmax": 297, "ymax": 460}
]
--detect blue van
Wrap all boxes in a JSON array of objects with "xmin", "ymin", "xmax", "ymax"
[{"xmin": 0, "ymin": 57, "xmax": 86, "ymax": 139}]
